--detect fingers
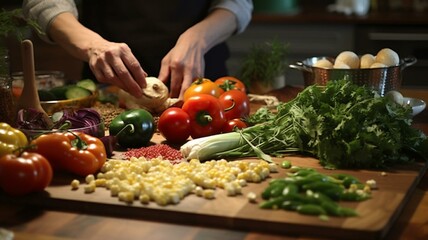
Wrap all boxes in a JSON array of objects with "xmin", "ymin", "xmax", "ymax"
[{"xmin": 88, "ymin": 43, "xmax": 146, "ymax": 98}]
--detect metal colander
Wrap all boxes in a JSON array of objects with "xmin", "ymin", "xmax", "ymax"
[{"xmin": 289, "ymin": 56, "xmax": 417, "ymax": 96}]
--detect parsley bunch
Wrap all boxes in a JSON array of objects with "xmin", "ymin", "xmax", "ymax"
[{"xmin": 250, "ymin": 80, "xmax": 427, "ymax": 169}]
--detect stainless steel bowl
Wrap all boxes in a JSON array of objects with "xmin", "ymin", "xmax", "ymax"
[{"xmin": 289, "ymin": 57, "xmax": 417, "ymax": 96}]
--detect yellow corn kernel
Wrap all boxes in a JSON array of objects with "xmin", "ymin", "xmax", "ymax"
[
  {"xmin": 110, "ymin": 184, "xmax": 120, "ymax": 196},
  {"xmin": 202, "ymin": 189, "xmax": 215, "ymax": 199},
  {"xmin": 118, "ymin": 191, "xmax": 134, "ymax": 203},
  {"xmin": 84, "ymin": 183, "xmax": 96, "ymax": 193},
  {"xmin": 70, "ymin": 179, "xmax": 80, "ymax": 190},
  {"xmin": 139, "ymin": 193, "xmax": 150, "ymax": 204},
  {"xmin": 95, "ymin": 178, "xmax": 107, "ymax": 187},
  {"xmin": 85, "ymin": 174, "xmax": 95, "ymax": 184},
  {"xmin": 247, "ymin": 192, "xmax": 257, "ymax": 203}
]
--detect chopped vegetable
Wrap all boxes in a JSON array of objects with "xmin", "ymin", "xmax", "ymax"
[
  {"xmin": 181, "ymin": 80, "xmax": 427, "ymax": 169},
  {"xmin": 259, "ymin": 167, "xmax": 369, "ymax": 218}
]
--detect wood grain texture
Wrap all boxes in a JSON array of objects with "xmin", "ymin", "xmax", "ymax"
[{"xmin": 1, "ymin": 133, "xmax": 426, "ymax": 240}]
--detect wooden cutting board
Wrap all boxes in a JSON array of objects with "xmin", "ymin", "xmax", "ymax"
[{"xmin": 2, "ymin": 133, "xmax": 427, "ymax": 240}]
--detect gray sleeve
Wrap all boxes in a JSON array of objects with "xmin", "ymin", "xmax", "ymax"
[
  {"xmin": 22, "ymin": 0, "xmax": 78, "ymax": 42},
  {"xmin": 209, "ymin": 0, "xmax": 253, "ymax": 34}
]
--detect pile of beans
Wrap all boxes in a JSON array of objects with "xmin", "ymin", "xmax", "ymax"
[{"xmin": 123, "ymin": 144, "xmax": 183, "ymax": 163}]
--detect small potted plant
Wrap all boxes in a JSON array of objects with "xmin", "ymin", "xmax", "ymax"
[{"xmin": 239, "ymin": 38, "xmax": 289, "ymax": 94}]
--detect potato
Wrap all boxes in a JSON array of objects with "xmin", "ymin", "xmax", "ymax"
[
  {"xmin": 335, "ymin": 51, "xmax": 359, "ymax": 69},
  {"xmin": 360, "ymin": 54, "xmax": 375, "ymax": 69},
  {"xmin": 370, "ymin": 62, "xmax": 387, "ymax": 68},
  {"xmin": 333, "ymin": 61, "xmax": 350, "ymax": 69},
  {"xmin": 375, "ymin": 48, "xmax": 399, "ymax": 66},
  {"xmin": 313, "ymin": 59, "xmax": 333, "ymax": 69}
]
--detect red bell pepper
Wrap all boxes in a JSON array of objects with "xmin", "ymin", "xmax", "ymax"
[
  {"xmin": 31, "ymin": 131, "xmax": 107, "ymax": 176},
  {"xmin": 182, "ymin": 94, "xmax": 226, "ymax": 139}
]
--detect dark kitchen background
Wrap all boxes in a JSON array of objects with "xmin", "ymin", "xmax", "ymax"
[{"xmin": 2, "ymin": 0, "xmax": 428, "ymax": 89}]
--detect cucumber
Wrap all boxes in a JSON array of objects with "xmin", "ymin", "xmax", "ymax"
[
  {"xmin": 65, "ymin": 86, "xmax": 92, "ymax": 99},
  {"xmin": 38, "ymin": 89, "xmax": 57, "ymax": 101},
  {"xmin": 76, "ymin": 79, "xmax": 97, "ymax": 92},
  {"xmin": 49, "ymin": 85, "xmax": 70, "ymax": 100}
]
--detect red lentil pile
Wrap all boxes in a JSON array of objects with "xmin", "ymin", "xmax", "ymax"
[{"xmin": 123, "ymin": 144, "xmax": 184, "ymax": 164}]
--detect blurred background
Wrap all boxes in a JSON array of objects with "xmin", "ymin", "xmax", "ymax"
[{"xmin": 1, "ymin": 0, "xmax": 427, "ymax": 88}]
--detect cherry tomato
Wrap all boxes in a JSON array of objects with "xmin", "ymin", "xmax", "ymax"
[
  {"xmin": 218, "ymin": 89, "xmax": 250, "ymax": 121},
  {"xmin": 222, "ymin": 119, "xmax": 248, "ymax": 133},
  {"xmin": 0, "ymin": 152, "xmax": 53, "ymax": 196},
  {"xmin": 214, "ymin": 76, "xmax": 246, "ymax": 93},
  {"xmin": 157, "ymin": 107, "xmax": 191, "ymax": 143},
  {"xmin": 182, "ymin": 94, "xmax": 226, "ymax": 139},
  {"xmin": 183, "ymin": 78, "xmax": 222, "ymax": 102}
]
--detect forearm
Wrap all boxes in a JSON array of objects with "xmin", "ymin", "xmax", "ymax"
[
  {"xmin": 48, "ymin": 12, "xmax": 104, "ymax": 62},
  {"xmin": 181, "ymin": 8, "xmax": 237, "ymax": 55}
]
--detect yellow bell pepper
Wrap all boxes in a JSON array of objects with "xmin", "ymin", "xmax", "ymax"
[{"xmin": 0, "ymin": 122, "xmax": 28, "ymax": 157}]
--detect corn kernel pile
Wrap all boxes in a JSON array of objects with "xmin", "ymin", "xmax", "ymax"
[{"xmin": 71, "ymin": 157, "xmax": 279, "ymax": 206}]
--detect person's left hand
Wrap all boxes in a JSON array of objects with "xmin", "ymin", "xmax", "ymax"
[{"xmin": 158, "ymin": 31, "xmax": 206, "ymax": 99}]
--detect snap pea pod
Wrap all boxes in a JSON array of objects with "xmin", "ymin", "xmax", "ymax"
[
  {"xmin": 292, "ymin": 174, "xmax": 327, "ymax": 187},
  {"xmin": 297, "ymin": 204, "xmax": 327, "ymax": 216},
  {"xmin": 281, "ymin": 200, "xmax": 302, "ymax": 211},
  {"xmin": 259, "ymin": 167, "xmax": 371, "ymax": 219},
  {"xmin": 340, "ymin": 191, "xmax": 371, "ymax": 201},
  {"xmin": 261, "ymin": 181, "xmax": 287, "ymax": 200},
  {"xmin": 282, "ymin": 183, "xmax": 299, "ymax": 196},
  {"xmin": 302, "ymin": 181, "xmax": 345, "ymax": 193}
]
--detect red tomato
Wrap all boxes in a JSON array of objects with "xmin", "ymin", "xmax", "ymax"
[
  {"xmin": 218, "ymin": 89, "xmax": 250, "ymax": 121},
  {"xmin": 214, "ymin": 76, "xmax": 246, "ymax": 93},
  {"xmin": 222, "ymin": 119, "xmax": 248, "ymax": 133},
  {"xmin": 183, "ymin": 78, "xmax": 222, "ymax": 102},
  {"xmin": 157, "ymin": 107, "xmax": 191, "ymax": 143},
  {"xmin": 0, "ymin": 152, "xmax": 53, "ymax": 196},
  {"xmin": 181, "ymin": 94, "xmax": 226, "ymax": 139}
]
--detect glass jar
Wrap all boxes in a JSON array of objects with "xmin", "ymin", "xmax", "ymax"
[{"xmin": 0, "ymin": 47, "xmax": 15, "ymax": 125}]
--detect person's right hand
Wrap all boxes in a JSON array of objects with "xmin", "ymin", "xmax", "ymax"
[{"xmin": 87, "ymin": 40, "xmax": 147, "ymax": 98}]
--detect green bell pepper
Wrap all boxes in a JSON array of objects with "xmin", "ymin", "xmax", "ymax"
[{"xmin": 109, "ymin": 109, "xmax": 155, "ymax": 148}]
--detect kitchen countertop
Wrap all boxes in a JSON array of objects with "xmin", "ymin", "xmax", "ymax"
[{"xmin": 0, "ymin": 86, "xmax": 427, "ymax": 240}]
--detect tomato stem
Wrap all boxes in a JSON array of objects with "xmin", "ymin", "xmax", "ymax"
[
  {"xmin": 196, "ymin": 111, "xmax": 213, "ymax": 126},
  {"xmin": 69, "ymin": 131, "xmax": 88, "ymax": 150},
  {"xmin": 224, "ymin": 99, "xmax": 236, "ymax": 112}
]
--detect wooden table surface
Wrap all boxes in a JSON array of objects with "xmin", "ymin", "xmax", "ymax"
[{"xmin": 0, "ymin": 86, "xmax": 427, "ymax": 240}]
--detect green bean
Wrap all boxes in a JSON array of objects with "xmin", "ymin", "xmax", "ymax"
[
  {"xmin": 282, "ymin": 183, "xmax": 298, "ymax": 196},
  {"xmin": 281, "ymin": 200, "xmax": 302, "ymax": 211},
  {"xmin": 259, "ymin": 196, "xmax": 286, "ymax": 209},
  {"xmin": 297, "ymin": 204, "xmax": 327, "ymax": 216},
  {"xmin": 270, "ymin": 182, "xmax": 287, "ymax": 198},
  {"xmin": 302, "ymin": 181, "xmax": 344, "ymax": 193},
  {"xmin": 337, "ymin": 207, "xmax": 358, "ymax": 217},
  {"xmin": 340, "ymin": 191, "xmax": 371, "ymax": 201},
  {"xmin": 293, "ymin": 174, "xmax": 326, "ymax": 186},
  {"xmin": 320, "ymin": 201, "xmax": 341, "ymax": 216}
]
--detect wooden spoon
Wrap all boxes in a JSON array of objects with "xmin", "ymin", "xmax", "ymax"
[{"xmin": 17, "ymin": 39, "xmax": 53, "ymax": 127}]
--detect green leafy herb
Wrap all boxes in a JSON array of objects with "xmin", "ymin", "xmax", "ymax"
[
  {"xmin": 0, "ymin": 8, "xmax": 43, "ymax": 41},
  {"xmin": 182, "ymin": 80, "xmax": 427, "ymax": 169}
]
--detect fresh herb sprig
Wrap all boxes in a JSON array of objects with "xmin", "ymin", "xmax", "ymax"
[{"xmin": 0, "ymin": 8, "xmax": 43, "ymax": 41}]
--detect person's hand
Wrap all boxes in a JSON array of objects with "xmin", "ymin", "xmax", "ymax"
[
  {"xmin": 87, "ymin": 40, "xmax": 147, "ymax": 98},
  {"xmin": 158, "ymin": 31, "xmax": 206, "ymax": 99}
]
